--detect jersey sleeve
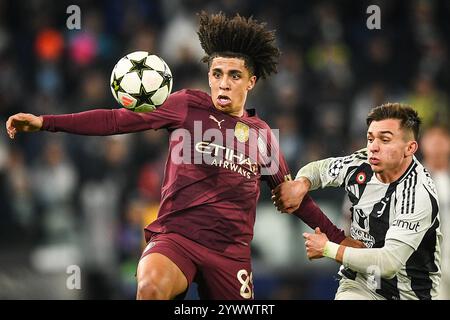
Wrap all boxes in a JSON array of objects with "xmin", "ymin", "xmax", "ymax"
[
  {"xmin": 42, "ymin": 89, "xmax": 189, "ymax": 135},
  {"xmin": 385, "ymin": 182, "xmax": 439, "ymax": 250},
  {"xmin": 296, "ymin": 148, "xmax": 368, "ymax": 190},
  {"xmin": 260, "ymin": 127, "xmax": 292, "ymax": 189},
  {"xmin": 262, "ymin": 127, "xmax": 346, "ymax": 243}
]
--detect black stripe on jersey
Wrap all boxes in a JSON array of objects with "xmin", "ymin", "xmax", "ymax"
[
  {"xmin": 405, "ymin": 187, "xmax": 439, "ymax": 300},
  {"xmin": 398, "ymin": 161, "xmax": 418, "ymax": 183},
  {"xmin": 401, "ymin": 177, "xmax": 409, "ymax": 215},
  {"xmin": 372, "ymin": 181, "xmax": 400, "ymax": 299},
  {"xmin": 406, "ymin": 176, "xmax": 411, "ymax": 215},
  {"xmin": 344, "ymin": 163, "xmax": 373, "ymax": 205},
  {"xmin": 399, "ymin": 163, "xmax": 418, "ymax": 215},
  {"xmin": 377, "ymin": 277, "xmax": 400, "ymax": 300},
  {"xmin": 405, "ymin": 171, "xmax": 418, "ymax": 215},
  {"xmin": 369, "ymin": 181, "xmax": 396, "ymax": 248},
  {"xmin": 411, "ymin": 173, "xmax": 417, "ymax": 214}
]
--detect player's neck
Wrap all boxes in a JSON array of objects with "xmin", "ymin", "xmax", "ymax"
[{"xmin": 376, "ymin": 156, "xmax": 414, "ymax": 184}]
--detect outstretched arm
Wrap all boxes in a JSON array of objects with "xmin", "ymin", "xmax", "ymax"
[
  {"xmin": 5, "ymin": 90, "xmax": 189, "ymax": 138},
  {"xmin": 7, "ymin": 109, "xmax": 147, "ymax": 137}
]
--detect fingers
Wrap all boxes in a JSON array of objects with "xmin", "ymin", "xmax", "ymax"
[
  {"xmin": 271, "ymin": 194, "xmax": 296, "ymax": 213},
  {"xmin": 315, "ymin": 227, "xmax": 322, "ymax": 234},
  {"xmin": 272, "ymin": 185, "xmax": 280, "ymax": 195},
  {"xmin": 271, "ymin": 194, "xmax": 285, "ymax": 213},
  {"xmin": 6, "ymin": 116, "xmax": 18, "ymax": 139}
]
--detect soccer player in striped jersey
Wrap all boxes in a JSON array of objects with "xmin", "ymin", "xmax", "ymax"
[
  {"xmin": 273, "ymin": 103, "xmax": 442, "ymax": 300},
  {"xmin": 5, "ymin": 12, "xmax": 363, "ymax": 300}
]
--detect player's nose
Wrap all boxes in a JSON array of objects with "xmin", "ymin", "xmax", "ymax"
[
  {"xmin": 369, "ymin": 140, "xmax": 380, "ymax": 152},
  {"xmin": 219, "ymin": 76, "xmax": 231, "ymax": 90}
]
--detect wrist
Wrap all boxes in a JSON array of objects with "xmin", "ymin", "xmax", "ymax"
[
  {"xmin": 295, "ymin": 176, "xmax": 311, "ymax": 191},
  {"xmin": 323, "ymin": 241, "xmax": 340, "ymax": 260}
]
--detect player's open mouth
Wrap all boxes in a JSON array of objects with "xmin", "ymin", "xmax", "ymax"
[{"xmin": 217, "ymin": 95, "xmax": 231, "ymax": 107}]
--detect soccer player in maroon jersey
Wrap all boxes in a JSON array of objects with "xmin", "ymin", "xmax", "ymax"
[{"xmin": 6, "ymin": 12, "xmax": 362, "ymax": 300}]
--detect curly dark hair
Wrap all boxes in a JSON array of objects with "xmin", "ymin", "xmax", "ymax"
[{"xmin": 197, "ymin": 11, "xmax": 280, "ymax": 81}]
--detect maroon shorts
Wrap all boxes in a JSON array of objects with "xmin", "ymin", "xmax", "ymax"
[{"xmin": 141, "ymin": 232, "xmax": 253, "ymax": 300}]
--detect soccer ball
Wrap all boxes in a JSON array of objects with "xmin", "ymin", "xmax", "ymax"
[{"xmin": 110, "ymin": 51, "xmax": 173, "ymax": 112}]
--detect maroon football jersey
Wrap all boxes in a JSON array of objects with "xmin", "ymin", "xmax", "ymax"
[{"xmin": 42, "ymin": 89, "xmax": 345, "ymax": 252}]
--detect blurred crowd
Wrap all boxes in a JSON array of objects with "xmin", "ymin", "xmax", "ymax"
[{"xmin": 0, "ymin": 0, "xmax": 449, "ymax": 299}]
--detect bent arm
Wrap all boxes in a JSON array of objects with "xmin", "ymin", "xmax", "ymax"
[
  {"xmin": 295, "ymin": 158, "xmax": 342, "ymax": 190},
  {"xmin": 296, "ymin": 149, "xmax": 368, "ymax": 190},
  {"xmin": 326, "ymin": 238, "xmax": 414, "ymax": 278},
  {"xmin": 293, "ymin": 194, "xmax": 346, "ymax": 244},
  {"xmin": 296, "ymin": 159, "xmax": 335, "ymax": 190}
]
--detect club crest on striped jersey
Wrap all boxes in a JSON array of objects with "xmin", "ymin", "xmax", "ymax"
[
  {"xmin": 234, "ymin": 122, "xmax": 249, "ymax": 143},
  {"xmin": 356, "ymin": 172, "xmax": 366, "ymax": 184}
]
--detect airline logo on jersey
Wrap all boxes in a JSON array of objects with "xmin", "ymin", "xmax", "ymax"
[
  {"xmin": 235, "ymin": 122, "xmax": 249, "ymax": 143},
  {"xmin": 169, "ymin": 121, "xmax": 280, "ymax": 177},
  {"xmin": 195, "ymin": 141, "xmax": 258, "ymax": 179}
]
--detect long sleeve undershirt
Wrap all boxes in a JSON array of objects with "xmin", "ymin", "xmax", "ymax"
[{"xmin": 342, "ymin": 238, "xmax": 414, "ymax": 278}]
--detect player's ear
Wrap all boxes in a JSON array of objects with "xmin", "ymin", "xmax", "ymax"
[
  {"xmin": 247, "ymin": 76, "xmax": 257, "ymax": 91},
  {"xmin": 405, "ymin": 140, "xmax": 418, "ymax": 157}
]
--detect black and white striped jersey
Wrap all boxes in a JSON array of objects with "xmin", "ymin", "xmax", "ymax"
[{"xmin": 315, "ymin": 148, "xmax": 442, "ymax": 300}]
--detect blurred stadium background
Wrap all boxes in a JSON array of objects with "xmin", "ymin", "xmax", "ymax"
[{"xmin": 0, "ymin": 0, "xmax": 449, "ymax": 299}]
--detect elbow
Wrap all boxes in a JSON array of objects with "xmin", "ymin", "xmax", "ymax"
[
  {"xmin": 380, "ymin": 261, "xmax": 402, "ymax": 279},
  {"xmin": 380, "ymin": 268, "xmax": 397, "ymax": 279}
]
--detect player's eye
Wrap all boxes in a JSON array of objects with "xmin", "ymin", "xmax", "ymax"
[
  {"xmin": 213, "ymin": 72, "xmax": 221, "ymax": 79},
  {"xmin": 367, "ymin": 137, "xmax": 373, "ymax": 143}
]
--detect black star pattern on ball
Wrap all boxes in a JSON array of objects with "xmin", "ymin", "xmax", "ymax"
[
  {"xmin": 157, "ymin": 64, "xmax": 172, "ymax": 87},
  {"xmin": 112, "ymin": 73, "xmax": 125, "ymax": 96},
  {"xmin": 130, "ymin": 84, "xmax": 157, "ymax": 107},
  {"xmin": 128, "ymin": 57, "xmax": 152, "ymax": 78}
]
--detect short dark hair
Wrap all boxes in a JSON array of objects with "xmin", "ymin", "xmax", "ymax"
[
  {"xmin": 366, "ymin": 103, "xmax": 422, "ymax": 140},
  {"xmin": 197, "ymin": 11, "xmax": 280, "ymax": 81}
]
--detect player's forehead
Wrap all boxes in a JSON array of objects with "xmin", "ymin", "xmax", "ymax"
[
  {"xmin": 367, "ymin": 119, "xmax": 402, "ymax": 136},
  {"xmin": 210, "ymin": 57, "xmax": 248, "ymax": 73}
]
